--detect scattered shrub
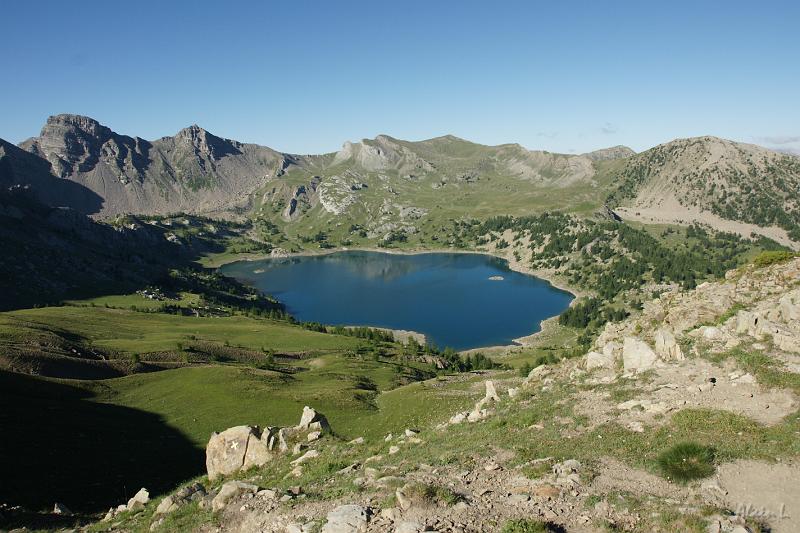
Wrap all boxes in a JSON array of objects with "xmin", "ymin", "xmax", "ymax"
[
  {"xmin": 501, "ymin": 519, "xmax": 564, "ymax": 533},
  {"xmin": 657, "ymin": 442, "xmax": 715, "ymax": 483},
  {"xmin": 752, "ymin": 250, "xmax": 795, "ymax": 267}
]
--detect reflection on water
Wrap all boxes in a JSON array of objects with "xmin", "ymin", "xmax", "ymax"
[{"xmin": 222, "ymin": 251, "xmax": 573, "ymax": 350}]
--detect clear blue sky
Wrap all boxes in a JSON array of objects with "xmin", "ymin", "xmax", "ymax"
[{"xmin": 2, "ymin": 1, "xmax": 799, "ymax": 155}]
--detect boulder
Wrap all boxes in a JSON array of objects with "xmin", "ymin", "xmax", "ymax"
[
  {"xmin": 449, "ymin": 412, "xmax": 468, "ymax": 424},
  {"xmin": 395, "ymin": 521, "xmax": 425, "ymax": 533},
  {"xmin": 211, "ymin": 480, "xmax": 258, "ymax": 512},
  {"xmin": 622, "ymin": 337, "xmax": 658, "ymax": 372},
  {"xmin": 523, "ymin": 365, "xmax": 550, "ymax": 384},
  {"xmin": 127, "ymin": 487, "xmax": 150, "ymax": 512},
  {"xmin": 585, "ymin": 350, "xmax": 614, "ymax": 370},
  {"xmin": 321, "ymin": 504, "xmax": 371, "ymax": 533},
  {"xmin": 778, "ymin": 290, "xmax": 800, "ymax": 322},
  {"xmin": 395, "ymin": 488, "xmax": 412, "ymax": 510},
  {"xmin": 734, "ymin": 310, "xmax": 759, "ymax": 335},
  {"xmin": 155, "ymin": 495, "xmax": 179, "ymax": 515},
  {"xmin": 298, "ymin": 406, "xmax": 331, "ymax": 433},
  {"xmin": 602, "ymin": 341, "xmax": 622, "ymax": 359},
  {"xmin": 484, "ymin": 380, "xmax": 500, "ymax": 403},
  {"xmin": 290, "ymin": 449, "xmax": 320, "ymax": 465},
  {"xmin": 53, "ymin": 502, "xmax": 71, "ymax": 515},
  {"xmin": 654, "ymin": 329, "xmax": 684, "ymax": 360},
  {"xmin": 206, "ymin": 426, "xmax": 273, "ymax": 481}
]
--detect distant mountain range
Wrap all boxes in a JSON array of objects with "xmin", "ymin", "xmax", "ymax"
[{"xmin": 2, "ymin": 114, "xmax": 799, "ymax": 246}]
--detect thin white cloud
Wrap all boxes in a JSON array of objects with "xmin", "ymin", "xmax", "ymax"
[
  {"xmin": 600, "ymin": 122, "xmax": 618, "ymax": 135},
  {"xmin": 755, "ymin": 135, "xmax": 800, "ymax": 145}
]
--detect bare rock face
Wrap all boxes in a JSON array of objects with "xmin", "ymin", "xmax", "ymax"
[
  {"xmin": 622, "ymin": 337, "xmax": 658, "ymax": 372},
  {"xmin": 206, "ymin": 426, "xmax": 273, "ymax": 481}
]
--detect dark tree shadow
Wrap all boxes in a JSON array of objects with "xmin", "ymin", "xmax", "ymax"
[{"xmin": 0, "ymin": 371, "xmax": 205, "ymax": 520}]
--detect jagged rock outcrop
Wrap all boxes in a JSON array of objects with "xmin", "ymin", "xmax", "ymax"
[{"xmin": 585, "ymin": 257, "xmax": 800, "ymax": 375}]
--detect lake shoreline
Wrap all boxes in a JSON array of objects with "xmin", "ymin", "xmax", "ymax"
[{"xmin": 213, "ymin": 245, "xmax": 580, "ymax": 352}]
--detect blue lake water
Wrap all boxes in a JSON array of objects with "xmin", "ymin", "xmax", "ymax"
[{"xmin": 220, "ymin": 251, "xmax": 573, "ymax": 350}]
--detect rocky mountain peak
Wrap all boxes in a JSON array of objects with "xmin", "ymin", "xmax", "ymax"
[
  {"xmin": 42, "ymin": 114, "xmax": 112, "ymax": 139},
  {"xmin": 20, "ymin": 114, "xmax": 124, "ymax": 177},
  {"xmin": 174, "ymin": 124, "xmax": 239, "ymax": 160},
  {"xmin": 583, "ymin": 145, "xmax": 636, "ymax": 161}
]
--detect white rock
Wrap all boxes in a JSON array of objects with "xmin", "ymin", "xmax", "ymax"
[
  {"xmin": 291, "ymin": 449, "xmax": 320, "ymax": 465},
  {"xmin": 449, "ymin": 412, "xmax": 468, "ymax": 424},
  {"xmin": 53, "ymin": 502, "xmax": 71, "ymax": 515},
  {"xmin": 298, "ymin": 406, "xmax": 331, "ymax": 432},
  {"xmin": 622, "ymin": 337, "xmax": 658, "ymax": 372},
  {"xmin": 321, "ymin": 504, "xmax": 371, "ymax": 533},
  {"xmin": 395, "ymin": 521, "xmax": 425, "ymax": 533},
  {"xmin": 586, "ymin": 350, "xmax": 614, "ymax": 370},
  {"xmin": 654, "ymin": 328, "xmax": 684, "ymax": 360},
  {"xmin": 127, "ymin": 487, "xmax": 150, "ymax": 512},
  {"xmin": 211, "ymin": 481, "xmax": 258, "ymax": 512}
]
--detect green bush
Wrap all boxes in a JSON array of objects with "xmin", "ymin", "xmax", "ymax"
[
  {"xmin": 657, "ymin": 442, "xmax": 715, "ymax": 483},
  {"xmin": 501, "ymin": 519, "xmax": 562, "ymax": 533},
  {"xmin": 752, "ymin": 250, "xmax": 795, "ymax": 268}
]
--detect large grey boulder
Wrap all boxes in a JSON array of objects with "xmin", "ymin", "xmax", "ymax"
[
  {"xmin": 321, "ymin": 504, "xmax": 371, "ymax": 533},
  {"xmin": 622, "ymin": 337, "xmax": 658, "ymax": 372},
  {"xmin": 206, "ymin": 426, "xmax": 273, "ymax": 481}
]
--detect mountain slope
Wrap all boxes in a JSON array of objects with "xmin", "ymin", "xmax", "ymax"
[
  {"xmin": 18, "ymin": 114, "xmax": 289, "ymax": 216},
  {"xmin": 14, "ymin": 115, "xmax": 635, "ymax": 222},
  {"xmin": 10, "ymin": 115, "xmax": 800, "ymax": 248},
  {"xmin": 606, "ymin": 136, "xmax": 800, "ymax": 245}
]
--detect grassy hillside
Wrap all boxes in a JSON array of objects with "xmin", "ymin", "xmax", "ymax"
[
  {"xmin": 0, "ymin": 293, "xmax": 492, "ymax": 518},
  {"xmin": 2, "ymin": 306, "xmax": 360, "ymax": 356}
]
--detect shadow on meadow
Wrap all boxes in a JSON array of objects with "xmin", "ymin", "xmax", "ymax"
[{"xmin": 0, "ymin": 370, "xmax": 205, "ymax": 521}]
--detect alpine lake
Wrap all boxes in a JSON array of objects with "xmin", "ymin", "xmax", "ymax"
[{"xmin": 220, "ymin": 251, "xmax": 573, "ymax": 350}]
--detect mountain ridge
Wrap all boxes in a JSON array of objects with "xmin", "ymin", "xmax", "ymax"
[{"xmin": 3, "ymin": 114, "xmax": 799, "ymax": 247}]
